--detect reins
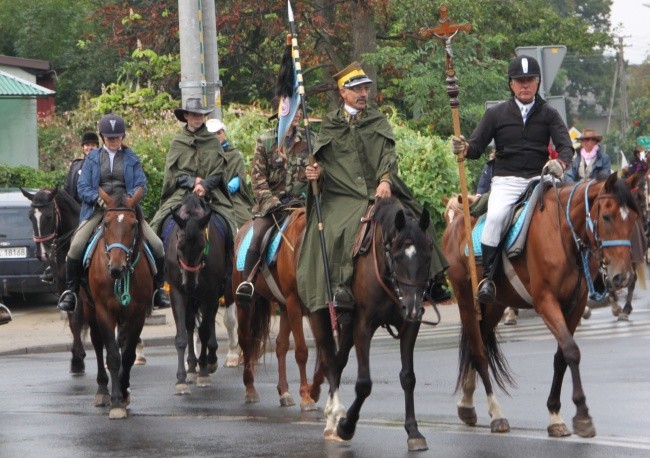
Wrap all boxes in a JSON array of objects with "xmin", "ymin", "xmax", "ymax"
[{"xmin": 103, "ymin": 207, "xmax": 141, "ymax": 306}]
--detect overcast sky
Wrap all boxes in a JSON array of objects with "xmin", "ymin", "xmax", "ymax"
[{"xmin": 610, "ymin": 0, "xmax": 650, "ymax": 64}]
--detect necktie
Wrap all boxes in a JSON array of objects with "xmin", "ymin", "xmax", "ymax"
[{"xmin": 522, "ymin": 106, "xmax": 528, "ymax": 123}]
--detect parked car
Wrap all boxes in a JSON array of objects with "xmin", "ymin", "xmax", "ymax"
[{"xmin": 0, "ymin": 188, "xmax": 55, "ymax": 299}]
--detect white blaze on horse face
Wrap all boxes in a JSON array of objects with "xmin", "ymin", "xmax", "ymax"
[
  {"xmin": 405, "ymin": 244, "xmax": 417, "ymax": 259},
  {"xmin": 117, "ymin": 213, "xmax": 125, "ymax": 223},
  {"xmin": 33, "ymin": 208, "xmax": 46, "ymax": 258},
  {"xmin": 619, "ymin": 206, "xmax": 629, "ymax": 221}
]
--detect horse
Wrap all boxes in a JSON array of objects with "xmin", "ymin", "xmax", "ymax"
[
  {"xmin": 165, "ymin": 193, "xmax": 232, "ymax": 394},
  {"xmin": 441, "ymin": 173, "xmax": 640, "ymax": 438},
  {"xmin": 82, "ymin": 187, "xmax": 152, "ymax": 419},
  {"xmin": 309, "ymin": 196, "xmax": 434, "ymax": 451},
  {"xmin": 231, "ymin": 205, "xmax": 321, "ymax": 410},
  {"xmin": 21, "ymin": 186, "xmax": 87, "ymax": 374}
]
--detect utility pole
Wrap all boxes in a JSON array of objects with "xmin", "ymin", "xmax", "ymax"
[
  {"xmin": 178, "ymin": 0, "xmax": 222, "ymax": 119},
  {"xmin": 617, "ymin": 36, "xmax": 629, "ymax": 133}
]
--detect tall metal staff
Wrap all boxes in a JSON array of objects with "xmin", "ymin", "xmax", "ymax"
[
  {"xmin": 418, "ymin": 5, "xmax": 480, "ymax": 319},
  {"xmin": 287, "ymin": 0, "xmax": 339, "ymax": 348}
]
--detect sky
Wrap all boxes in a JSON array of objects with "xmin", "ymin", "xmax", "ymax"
[{"xmin": 610, "ymin": 0, "xmax": 650, "ymax": 64}]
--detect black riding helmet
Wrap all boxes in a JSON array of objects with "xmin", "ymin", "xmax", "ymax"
[
  {"xmin": 98, "ymin": 113, "xmax": 126, "ymax": 138},
  {"xmin": 508, "ymin": 55, "xmax": 541, "ymax": 96}
]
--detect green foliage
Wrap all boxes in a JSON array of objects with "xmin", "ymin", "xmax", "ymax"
[{"xmin": 0, "ymin": 164, "xmax": 66, "ymax": 189}]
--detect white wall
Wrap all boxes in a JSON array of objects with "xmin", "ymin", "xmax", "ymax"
[{"xmin": 0, "ymin": 98, "xmax": 39, "ymax": 168}]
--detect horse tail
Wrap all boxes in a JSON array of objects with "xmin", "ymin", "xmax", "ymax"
[
  {"xmin": 456, "ymin": 319, "xmax": 516, "ymax": 394},
  {"xmin": 246, "ymin": 299, "xmax": 273, "ymax": 366}
]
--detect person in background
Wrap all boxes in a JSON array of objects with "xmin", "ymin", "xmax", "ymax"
[
  {"xmin": 206, "ymin": 118, "xmax": 254, "ymax": 228},
  {"xmin": 64, "ymin": 132, "xmax": 100, "ymax": 203},
  {"xmin": 563, "ymin": 128, "xmax": 611, "ymax": 184},
  {"xmin": 57, "ymin": 113, "xmax": 171, "ymax": 312},
  {"xmin": 476, "ymin": 145, "xmax": 496, "ymax": 197}
]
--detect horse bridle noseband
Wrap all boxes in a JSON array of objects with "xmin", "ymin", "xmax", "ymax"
[
  {"xmin": 176, "ymin": 226, "xmax": 209, "ymax": 273},
  {"xmin": 30, "ymin": 197, "xmax": 61, "ymax": 244},
  {"xmin": 103, "ymin": 207, "xmax": 139, "ymax": 264}
]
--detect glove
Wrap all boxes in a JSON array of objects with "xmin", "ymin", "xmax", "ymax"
[
  {"xmin": 451, "ymin": 135, "xmax": 468, "ymax": 155},
  {"xmin": 202, "ymin": 174, "xmax": 223, "ymax": 192},
  {"xmin": 176, "ymin": 175, "xmax": 195, "ymax": 189},
  {"xmin": 97, "ymin": 197, "xmax": 107, "ymax": 209},
  {"xmin": 227, "ymin": 176, "xmax": 240, "ymax": 194},
  {"xmin": 543, "ymin": 159, "xmax": 564, "ymax": 179}
]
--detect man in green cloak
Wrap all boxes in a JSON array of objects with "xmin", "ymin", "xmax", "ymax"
[
  {"xmin": 150, "ymin": 98, "xmax": 237, "ymax": 237},
  {"xmin": 298, "ymin": 62, "xmax": 450, "ymax": 314}
]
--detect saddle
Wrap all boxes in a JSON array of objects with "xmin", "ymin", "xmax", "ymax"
[
  {"xmin": 352, "ymin": 204, "xmax": 376, "ymax": 258},
  {"xmin": 83, "ymin": 225, "xmax": 157, "ymax": 274}
]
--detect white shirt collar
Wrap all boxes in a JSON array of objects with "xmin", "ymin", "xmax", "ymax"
[
  {"xmin": 344, "ymin": 104, "xmax": 360, "ymax": 116},
  {"xmin": 515, "ymin": 98, "xmax": 534, "ymax": 115}
]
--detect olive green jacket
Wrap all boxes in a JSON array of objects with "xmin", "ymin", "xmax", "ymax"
[
  {"xmin": 150, "ymin": 124, "xmax": 236, "ymax": 235},
  {"xmin": 222, "ymin": 143, "xmax": 254, "ymax": 228},
  {"xmin": 297, "ymin": 106, "xmax": 448, "ymax": 311}
]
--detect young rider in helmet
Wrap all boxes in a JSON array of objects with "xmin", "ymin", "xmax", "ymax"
[
  {"xmin": 451, "ymin": 55, "xmax": 574, "ymax": 304},
  {"xmin": 57, "ymin": 113, "xmax": 171, "ymax": 312}
]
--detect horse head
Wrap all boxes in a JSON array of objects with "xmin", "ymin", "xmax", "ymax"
[
  {"xmin": 586, "ymin": 173, "xmax": 640, "ymax": 291},
  {"xmin": 171, "ymin": 194, "xmax": 212, "ymax": 291},
  {"xmin": 100, "ymin": 187, "xmax": 143, "ymax": 280},
  {"xmin": 374, "ymin": 197, "xmax": 432, "ymax": 321},
  {"xmin": 21, "ymin": 186, "xmax": 59, "ymax": 261}
]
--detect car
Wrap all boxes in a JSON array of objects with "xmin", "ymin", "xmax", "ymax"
[{"xmin": 0, "ymin": 188, "xmax": 55, "ymax": 299}]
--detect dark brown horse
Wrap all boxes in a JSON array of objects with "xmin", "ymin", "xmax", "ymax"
[
  {"xmin": 309, "ymin": 196, "xmax": 433, "ymax": 451},
  {"xmin": 442, "ymin": 173, "xmax": 640, "ymax": 438},
  {"xmin": 231, "ymin": 206, "xmax": 321, "ymax": 410},
  {"xmin": 165, "ymin": 193, "xmax": 232, "ymax": 394},
  {"xmin": 21, "ymin": 187, "xmax": 87, "ymax": 374},
  {"xmin": 82, "ymin": 187, "xmax": 152, "ymax": 419}
]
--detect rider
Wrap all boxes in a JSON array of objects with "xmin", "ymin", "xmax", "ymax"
[
  {"xmin": 235, "ymin": 106, "xmax": 311, "ymax": 304},
  {"xmin": 563, "ymin": 128, "xmax": 611, "ymax": 184},
  {"xmin": 57, "ymin": 113, "xmax": 171, "ymax": 312},
  {"xmin": 300, "ymin": 61, "xmax": 450, "ymax": 315},
  {"xmin": 149, "ymin": 98, "xmax": 236, "ymax": 239},
  {"xmin": 452, "ymin": 55, "xmax": 574, "ymax": 304}
]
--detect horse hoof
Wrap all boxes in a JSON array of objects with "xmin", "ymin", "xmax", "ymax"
[
  {"xmin": 573, "ymin": 417, "xmax": 596, "ymax": 438},
  {"xmin": 207, "ymin": 363, "xmax": 218, "ymax": 374},
  {"xmin": 279, "ymin": 392, "xmax": 295, "ymax": 407},
  {"xmin": 458, "ymin": 406, "xmax": 477, "ymax": 426},
  {"xmin": 547, "ymin": 422, "xmax": 571, "ymax": 437},
  {"xmin": 336, "ymin": 418, "xmax": 355, "ymax": 441},
  {"xmin": 134, "ymin": 355, "xmax": 147, "ymax": 365},
  {"xmin": 504, "ymin": 318, "xmax": 517, "ymax": 326},
  {"xmin": 121, "ymin": 396, "xmax": 131, "ymax": 408},
  {"xmin": 407, "ymin": 437, "xmax": 429, "ymax": 452},
  {"xmin": 245, "ymin": 392, "xmax": 260, "ymax": 404},
  {"xmin": 94, "ymin": 394, "xmax": 111, "ymax": 407},
  {"xmin": 490, "ymin": 418, "xmax": 510, "ymax": 433},
  {"xmin": 224, "ymin": 356, "xmax": 240, "ymax": 367},
  {"xmin": 109, "ymin": 407, "xmax": 128, "ymax": 419},
  {"xmin": 324, "ymin": 429, "xmax": 346, "ymax": 442},
  {"xmin": 617, "ymin": 313, "xmax": 629, "ymax": 322},
  {"xmin": 197, "ymin": 376, "xmax": 211, "ymax": 387},
  {"xmin": 187, "ymin": 373, "xmax": 197, "ymax": 384},
  {"xmin": 300, "ymin": 400, "xmax": 318, "ymax": 412},
  {"xmin": 174, "ymin": 383, "xmax": 191, "ymax": 395},
  {"xmin": 582, "ymin": 307, "xmax": 592, "ymax": 320},
  {"xmin": 70, "ymin": 362, "xmax": 85, "ymax": 375},
  {"xmin": 611, "ymin": 304, "xmax": 621, "ymax": 316}
]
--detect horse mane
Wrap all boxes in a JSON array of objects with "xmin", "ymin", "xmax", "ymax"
[
  {"xmin": 178, "ymin": 193, "xmax": 209, "ymax": 220},
  {"xmin": 53, "ymin": 188, "xmax": 80, "ymax": 214},
  {"xmin": 611, "ymin": 176, "xmax": 640, "ymax": 214}
]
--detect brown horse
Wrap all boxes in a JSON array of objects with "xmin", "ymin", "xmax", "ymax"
[
  {"xmin": 82, "ymin": 187, "xmax": 152, "ymax": 419},
  {"xmin": 165, "ymin": 193, "xmax": 232, "ymax": 394},
  {"xmin": 309, "ymin": 196, "xmax": 433, "ymax": 451},
  {"xmin": 442, "ymin": 173, "xmax": 640, "ymax": 438},
  {"xmin": 21, "ymin": 187, "xmax": 87, "ymax": 374},
  {"xmin": 231, "ymin": 206, "xmax": 321, "ymax": 410}
]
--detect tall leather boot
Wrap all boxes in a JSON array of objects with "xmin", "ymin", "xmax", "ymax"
[
  {"xmin": 236, "ymin": 248, "xmax": 260, "ymax": 305},
  {"xmin": 57, "ymin": 258, "xmax": 83, "ymax": 312},
  {"xmin": 477, "ymin": 244, "xmax": 498, "ymax": 304},
  {"xmin": 152, "ymin": 256, "xmax": 171, "ymax": 309}
]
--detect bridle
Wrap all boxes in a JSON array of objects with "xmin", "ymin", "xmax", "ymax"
[
  {"xmin": 176, "ymin": 226, "xmax": 209, "ymax": 273},
  {"xmin": 102, "ymin": 207, "xmax": 141, "ymax": 306},
  {"xmin": 103, "ymin": 207, "xmax": 139, "ymax": 265},
  {"xmin": 30, "ymin": 196, "xmax": 61, "ymax": 245}
]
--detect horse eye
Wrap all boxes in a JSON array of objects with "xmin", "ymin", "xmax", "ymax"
[{"xmin": 602, "ymin": 214, "xmax": 612, "ymax": 222}]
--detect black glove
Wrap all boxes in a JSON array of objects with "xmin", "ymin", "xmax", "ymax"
[
  {"xmin": 176, "ymin": 175, "xmax": 195, "ymax": 189},
  {"xmin": 202, "ymin": 174, "xmax": 223, "ymax": 191}
]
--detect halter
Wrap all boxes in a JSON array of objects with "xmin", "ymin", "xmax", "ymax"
[{"xmin": 565, "ymin": 179, "xmax": 632, "ymax": 301}]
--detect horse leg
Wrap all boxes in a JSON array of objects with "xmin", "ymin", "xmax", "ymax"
[
  {"xmin": 88, "ymin": 321, "xmax": 110, "ymax": 407},
  {"xmin": 286, "ymin": 297, "xmax": 317, "ymax": 411},
  {"xmin": 223, "ymin": 302, "xmax": 241, "ymax": 367},
  {"xmin": 237, "ymin": 299, "xmax": 259, "ymax": 403},
  {"xmin": 195, "ymin": 309, "xmax": 214, "ymax": 387},
  {"xmin": 541, "ymin": 308, "xmax": 595, "ymax": 438},
  {"xmin": 172, "ymin": 300, "xmax": 191, "ymax": 395},
  {"xmin": 275, "ymin": 305, "xmax": 294, "ymax": 407},
  {"xmin": 457, "ymin": 367, "xmax": 478, "ymax": 426},
  {"xmin": 619, "ymin": 273, "xmax": 635, "ymax": 321},
  {"xmin": 308, "ymin": 350, "xmax": 324, "ymax": 404},
  {"xmin": 134, "ymin": 337, "xmax": 146, "ymax": 365},
  {"xmin": 117, "ymin": 324, "xmax": 142, "ymax": 410},
  {"xmin": 68, "ymin": 305, "xmax": 86, "ymax": 375},
  {"xmin": 609, "ymin": 290, "xmax": 622, "ymax": 316},
  {"xmin": 185, "ymin": 308, "xmax": 198, "ymax": 384},
  {"xmin": 206, "ymin": 304, "xmax": 219, "ymax": 374},
  {"xmin": 102, "ymin": 323, "xmax": 127, "ymax": 419}
]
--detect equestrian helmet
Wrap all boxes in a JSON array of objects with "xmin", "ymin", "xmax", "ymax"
[
  {"xmin": 508, "ymin": 55, "xmax": 541, "ymax": 80},
  {"xmin": 98, "ymin": 114, "xmax": 126, "ymax": 138}
]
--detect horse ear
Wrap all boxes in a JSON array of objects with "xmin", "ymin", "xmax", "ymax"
[
  {"xmin": 605, "ymin": 172, "xmax": 618, "ymax": 193},
  {"xmin": 419, "ymin": 208, "xmax": 430, "ymax": 231},
  {"xmin": 625, "ymin": 171, "xmax": 643, "ymax": 190},
  {"xmin": 49, "ymin": 186, "xmax": 58, "ymax": 202},
  {"xmin": 395, "ymin": 209, "xmax": 406, "ymax": 230},
  {"xmin": 19, "ymin": 187, "xmax": 34, "ymax": 201},
  {"xmin": 172, "ymin": 211, "xmax": 186, "ymax": 229},
  {"xmin": 125, "ymin": 186, "xmax": 144, "ymax": 208}
]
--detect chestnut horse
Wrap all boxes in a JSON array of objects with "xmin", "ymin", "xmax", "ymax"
[
  {"xmin": 21, "ymin": 187, "xmax": 87, "ymax": 374},
  {"xmin": 442, "ymin": 173, "xmax": 640, "ymax": 438},
  {"xmin": 309, "ymin": 196, "xmax": 433, "ymax": 451},
  {"xmin": 165, "ymin": 193, "xmax": 232, "ymax": 394},
  {"xmin": 83, "ymin": 187, "xmax": 152, "ymax": 419},
  {"xmin": 231, "ymin": 205, "xmax": 321, "ymax": 410}
]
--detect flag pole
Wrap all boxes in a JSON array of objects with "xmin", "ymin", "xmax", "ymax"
[{"xmin": 287, "ymin": 0, "xmax": 339, "ymax": 350}]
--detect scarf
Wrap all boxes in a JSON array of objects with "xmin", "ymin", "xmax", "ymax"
[{"xmin": 580, "ymin": 145, "xmax": 598, "ymax": 161}]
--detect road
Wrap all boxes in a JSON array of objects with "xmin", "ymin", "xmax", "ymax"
[{"xmin": 0, "ymin": 297, "xmax": 649, "ymax": 457}]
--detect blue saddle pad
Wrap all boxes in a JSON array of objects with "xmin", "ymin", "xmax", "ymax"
[
  {"xmin": 467, "ymin": 199, "xmax": 531, "ymax": 258},
  {"xmin": 235, "ymin": 218, "xmax": 291, "ymax": 272},
  {"xmin": 83, "ymin": 226, "xmax": 156, "ymax": 271}
]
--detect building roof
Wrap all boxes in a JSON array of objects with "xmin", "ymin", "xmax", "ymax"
[
  {"xmin": 0, "ymin": 56, "xmax": 50, "ymax": 72},
  {"xmin": 0, "ymin": 69, "xmax": 55, "ymax": 97}
]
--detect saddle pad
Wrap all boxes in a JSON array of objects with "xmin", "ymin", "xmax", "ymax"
[
  {"xmin": 83, "ymin": 226, "xmax": 156, "ymax": 273},
  {"xmin": 235, "ymin": 217, "xmax": 291, "ymax": 271}
]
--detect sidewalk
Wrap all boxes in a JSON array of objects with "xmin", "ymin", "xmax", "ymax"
[{"xmin": 0, "ymin": 302, "xmax": 462, "ymax": 357}]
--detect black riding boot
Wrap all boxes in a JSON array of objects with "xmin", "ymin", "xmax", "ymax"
[
  {"xmin": 57, "ymin": 258, "xmax": 83, "ymax": 312},
  {"xmin": 152, "ymin": 256, "xmax": 171, "ymax": 309},
  {"xmin": 236, "ymin": 248, "xmax": 260, "ymax": 305},
  {"xmin": 40, "ymin": 265, "xmax": 54, "ymax": 284},
  {"xmin": 477, "ymin": 244, "xmax": 498, "ymax": 304},
  {"xmin": 425, "ymin": 273, "xmax": 452, "ymax": 303}
]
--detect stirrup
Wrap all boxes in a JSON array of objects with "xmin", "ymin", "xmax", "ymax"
[
  {"xmin": 58, "ymin": 290, "xmax": 78, "ymax": 312},
  {"xmin": 152, "ymin": 288, "xmax": 171, "ymax": 309},
  {"xmin": 476, "ymin": 279, "xmax": 496, "ymax": 304},
  {"xmin": 236, "ymin": 282, "xmax": 255, "ymax": 302}
]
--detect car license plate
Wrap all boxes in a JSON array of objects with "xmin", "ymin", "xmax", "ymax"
[{"xmin": 0, "ymin": 247, "xmax": 27, "ymax": 258}]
